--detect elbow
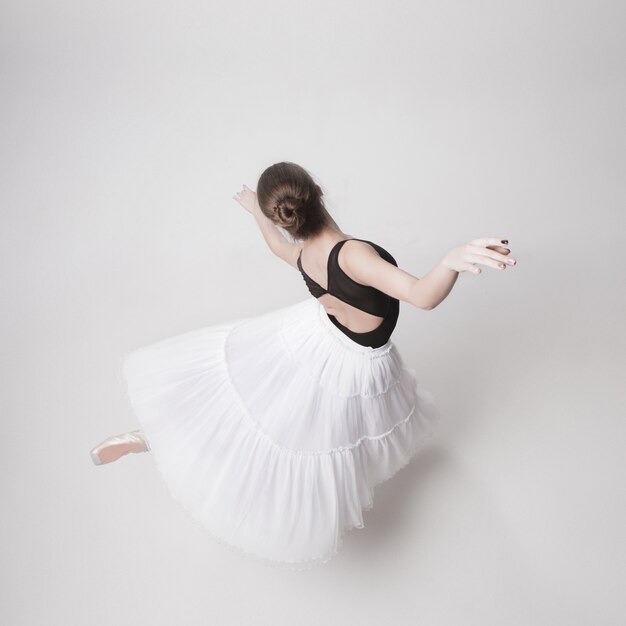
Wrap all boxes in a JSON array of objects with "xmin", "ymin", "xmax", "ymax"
[
  {"xmin": 419, "ymin": 298, "xmax": 438, "ymax": 311},
  {"xmin": 402, "ymin": 278, "xmax": 439, "ymax": 311},
  {"xmin": 409, "ymin": 300, "xmax": 435, "ymax": 311},
  {"xmin": 407, "ymin": 279, "xmax": 435, "ymax": 311}
]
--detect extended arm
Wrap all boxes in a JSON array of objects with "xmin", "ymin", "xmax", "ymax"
[
  {"xmin": 406, "ymin": 259, "xmax": 459, "ymax": 310},
  {"xmin": 338, "ymin": 242, "xmax": 448, "ymax": 310},
  {"xmin": 233, "ymin": 184, "xmax": 303, "ymax": 267},
  {"xmin": 252, "ymin": 209, "xmax": 306, "ymax": 269},
  {"xmin": 253, "ymin": 207, "xmax": 293, "ymax": 255},
  {"xmin": 342, "ymin": 237, "xmax": 516, "ymax": 310}
]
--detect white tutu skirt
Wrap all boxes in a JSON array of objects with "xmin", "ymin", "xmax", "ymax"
[{"xmin": 119, "ymin": 297, "xmax": 439, "ymax": 570}]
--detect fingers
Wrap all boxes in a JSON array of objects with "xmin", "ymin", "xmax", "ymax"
[
  {"xmin": 232, "ymin": 192, "xmax": 246, "ymax": 206},
  {"xmin": 467, "ymin": 244, "xmax": 516, "ymax": 266},
  {"xmin": 464, "ymin": 252, "xmax": 508, "ymax": 270},
  {"xmin": 470, "ymin": 237, "xmax": 509, "ymax": 247},
  {"xmin": 232, "ymin": 186, "xmax": 256, "ymax": 213},
  {"xmin": 461, "ymin": 262, "xmax": 481, "ymax": 274},
  {"xmin": 233, "ymin": 185, "xmax": 256, "ymax": 199},
  {"xmin": 232, "ymin": 187, "xmax": 247, "ymax": 203},
  {"xmin": 487, "ymin": 245, "xmax": 510, "ymax": 255}
]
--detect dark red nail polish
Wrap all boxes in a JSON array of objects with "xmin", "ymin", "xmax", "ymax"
[{"xmin": 501, "ymin": 239, "xmax": 508, "ymax": 244}]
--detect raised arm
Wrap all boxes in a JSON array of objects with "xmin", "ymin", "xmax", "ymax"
[
  {"xmin": 252, "ymin": 206, "xmax": 296, "ymax": 258},
  {"xmin": 342, "ymin": 237, "xmax": 516, "ymax": 311},
  {"xmin": 233, "ymin": 184, "xmax": 302, "ymax": 265}
]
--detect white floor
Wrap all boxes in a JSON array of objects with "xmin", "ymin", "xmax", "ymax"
[{"xmin": 2, "ymin": 1, "xmax": 625, "ymax": 624}]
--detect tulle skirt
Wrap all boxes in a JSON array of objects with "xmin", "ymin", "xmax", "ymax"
[{"xmin": 119, "ymin": 297, "xmax": 439, "ymax": 570}]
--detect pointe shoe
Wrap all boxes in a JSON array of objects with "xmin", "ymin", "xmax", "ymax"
[{"xmin": 90, "ymin": 430, "xmax": 151, "ymax": 466}]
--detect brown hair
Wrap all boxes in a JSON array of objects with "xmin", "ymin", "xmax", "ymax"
[{"xmin": 256, "ymin": 162, "xmax": 331, "ymax": 240}]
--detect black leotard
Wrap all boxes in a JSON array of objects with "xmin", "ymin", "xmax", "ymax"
[{"xmin": 297, "ymin": 238, "xmax": 400, "ymax": 348}]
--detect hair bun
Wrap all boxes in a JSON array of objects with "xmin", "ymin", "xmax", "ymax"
[
  {"xmin": 257, "ymin": 162, "xmax": 328, "ymax": 239},
  {"xmin": 275, "ymin": 195, "xmax": 302, "ymax": 226}
]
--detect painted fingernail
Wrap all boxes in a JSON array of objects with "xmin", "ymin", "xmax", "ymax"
[
  {"xmin": 501, "ymin": 239, "xmax": 508, "ymax": 244},
  {"xmin": 499, "ymin": 263, "xmax": 505, "ymax": 268}
]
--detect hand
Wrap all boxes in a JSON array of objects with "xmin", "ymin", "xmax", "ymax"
[
  {"xmin": 233, "ymin": 184, "xmax": 260, "ymax": 215},
  {"xmin": 442, "ymin": 237, "xmax": 517, "ymax": 274}
]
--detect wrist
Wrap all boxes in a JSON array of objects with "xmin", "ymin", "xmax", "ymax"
[
  {"xmin": 252, "ymin": 206, "xmax": 267, "ymax": 223},
  {"xmin": 439, "ymin": 255, "xmax": 458, "ymax": 274}
]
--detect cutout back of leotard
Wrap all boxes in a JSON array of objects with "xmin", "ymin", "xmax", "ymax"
[{"xmin": 297, "ymin": 238, "xmax": 400, "ymax": 348}]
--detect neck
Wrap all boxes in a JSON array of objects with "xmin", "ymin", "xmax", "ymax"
[
  {"xmin": 304, "ymin": 227, "xmax": 350, "ymax": 246},
  {"xmin": 323, "ymin": 209, "xmax": 341, "ymax": 232}
]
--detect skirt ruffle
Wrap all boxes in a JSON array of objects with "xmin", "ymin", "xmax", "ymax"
[{"xmin": 119, "ymin": 298, "xmax": 440, "ymax": 570}]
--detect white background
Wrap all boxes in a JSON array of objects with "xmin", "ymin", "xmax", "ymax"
[{"xmin": 2, "ymin": 1, "xmax": 625, "ymax": 624}]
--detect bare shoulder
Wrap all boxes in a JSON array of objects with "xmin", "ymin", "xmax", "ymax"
[
  {"xmin": 340, "ymin": 238, "xmax": 388, "ymax": 264},
  {"xmin": 344, "ymin": 238, "xmax": 379, "ymax": 251},
  {"xmin": 273, "ymin": 241, "xmax": 304, "ymax": 269},
  {"xmin": 340, "ymin": 239, "xmax": 422, "ymax": 304}
]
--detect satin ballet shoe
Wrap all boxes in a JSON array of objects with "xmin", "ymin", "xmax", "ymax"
[{"xmin": 90, "ymin": 429, "xmax": 151, "ymax": 466}]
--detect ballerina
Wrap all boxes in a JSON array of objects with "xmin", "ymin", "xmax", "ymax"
[{"xmin": 89, "ymin": 161, "xmax": 516, "ymax": 569}]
